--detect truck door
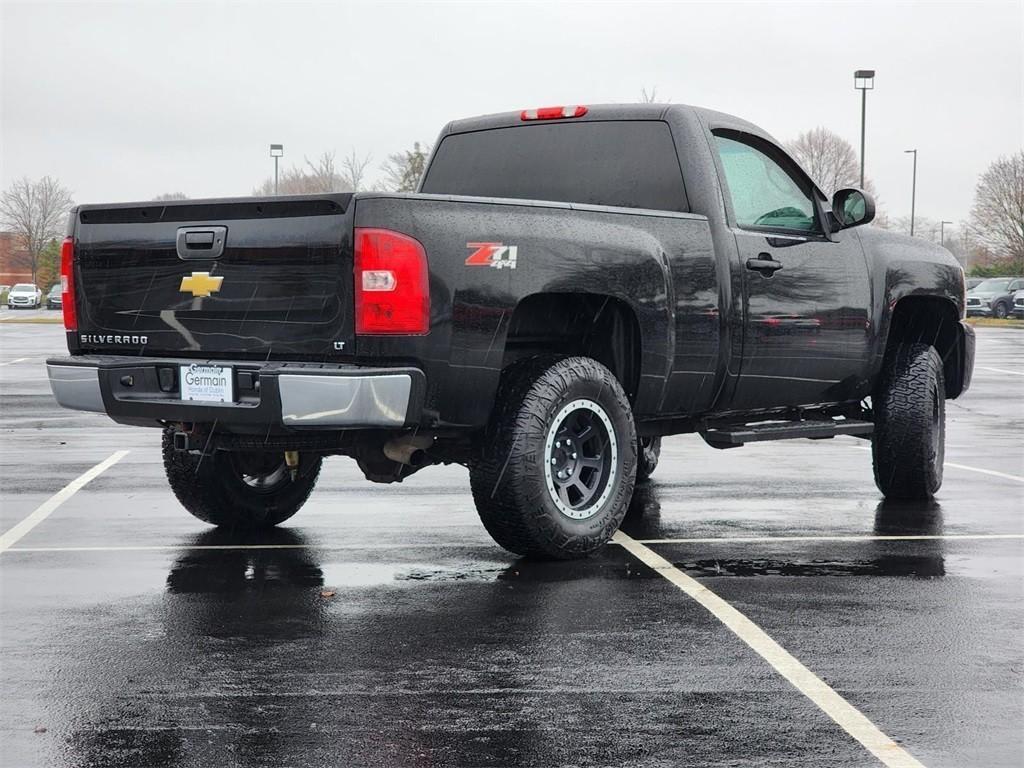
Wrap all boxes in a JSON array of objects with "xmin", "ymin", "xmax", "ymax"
[{"xmin": 713, "ymin": 131, "xmax": 872, "ymax": 411}]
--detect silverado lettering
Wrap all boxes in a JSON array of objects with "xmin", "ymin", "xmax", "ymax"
[{"xmin": 79, "ymin": 334, "xmax": 148, "ymax": 345}]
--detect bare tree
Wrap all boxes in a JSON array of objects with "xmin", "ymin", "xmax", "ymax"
[
  {"xmin": 969, "ymin": 151, "xmax": 1024, "ymax": 270},
  {"xmin": 302, "ymin": 151, "xmax": 344, "ymax": 192},
  {"xmin": 0, "ymin": 176, "xmax": 74, "ymax": 283},
  {"xmin": 640, "ymin": 87, "xmax": 658, "ymax": 103},
  {"xmin": 874, "ymin": 213, "xmax": 943, "ymax": 241},
  {"xmin": 251, "ymin": 150, "xmax": 373, "ymax": 195},
  {"xmin": 380, "ymin": 142, "xmax": 431, "ymax": 192},
  {"xmin": 153, "ymin": 192, "xmax": 189, "ymax": 201},
  {"xmin": 785, "ymin": 127, "xmax": 875, "ymax": 197},
  {"xmin": 252, "ymin": 166, "xmax": 320, "ymax": 196},
  {"xmin": 341, "ymin": 149, "xmax": 373, "ymax": 192}
]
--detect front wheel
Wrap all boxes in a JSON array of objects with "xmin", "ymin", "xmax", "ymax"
[
  {"xmin": 872, "ymin": 343, "xmax": 945, "ymax": 500},
  {"xmin": 162, "ymin": 428, "xmax": 322, "ymax": 529},
  {"xmin": 469, "ymin": 356, "xmax": 637, "ymax": 560},
  {"xmin": 993, "ymin": 302, "xmax": 1009, "ymax": 319}
]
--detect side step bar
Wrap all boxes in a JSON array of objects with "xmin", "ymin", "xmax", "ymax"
[{"xmin": 704, "ymin": 419, "xmax": 874, "ymax": 446}]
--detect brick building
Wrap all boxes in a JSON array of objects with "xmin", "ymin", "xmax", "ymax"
[{"xmin": 0, "ymin": 232, "xmax": 33, "ymax": 286}]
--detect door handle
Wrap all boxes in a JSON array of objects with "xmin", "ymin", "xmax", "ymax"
[{"xmin": 746, "ymin": 254, "xmax": 783, "ymax": 276}]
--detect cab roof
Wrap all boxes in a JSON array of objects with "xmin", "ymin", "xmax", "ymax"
[{"xmin": 441, "ymin": 103, "xmax": 774, "ymax": 145}]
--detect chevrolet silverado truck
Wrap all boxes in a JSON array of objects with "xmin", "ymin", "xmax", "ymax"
[{"xmin": 47, "ymin": 103, "xmax": 975, "ymax": 559}]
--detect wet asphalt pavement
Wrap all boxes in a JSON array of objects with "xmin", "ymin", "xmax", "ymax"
[{"xmin": 1, "ymin": 324, "xmax": 1022, "ymax": 768}]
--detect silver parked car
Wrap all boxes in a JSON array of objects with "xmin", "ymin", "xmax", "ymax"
[
  {"xmin": 1012, "ymin": 289, "xmax": 1024, "ymax": 319},
  {"xmin": 6, "ymin": 283, "xmax": 42, "ymax": 309},
  {"xmin": 966, "ymin": 277, "xmax": 1024, "ymax": 318}
]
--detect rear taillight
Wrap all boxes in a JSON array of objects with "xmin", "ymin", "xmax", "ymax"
[
  {"xmin": 520, "ymin": 105, "xmax": 588, "ymax": 121},
  {"xmin": 60, "ymin": 236, "xmax": 77, "ymax": 331},
  {"xmin": 354, "ymin": 228, "xmax": 429, "ymax": 335}
]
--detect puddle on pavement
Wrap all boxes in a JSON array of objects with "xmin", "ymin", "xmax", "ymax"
[{"xmin": 675, "ymin": 555, "xmax": 945, "ymax": 579}]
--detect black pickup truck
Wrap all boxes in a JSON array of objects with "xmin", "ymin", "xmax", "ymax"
[{"xmin": 48, "ymin": 103, "xmax": 974, "ymax": 559}]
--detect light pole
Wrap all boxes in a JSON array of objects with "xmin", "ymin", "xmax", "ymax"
[
  {"xmin": 270, "ymin": 144, "xmax": 284, "ymax": 195},
  {"xmin": 854, "ymin": 70, "xmax": 875, "ymax": 188},
  {"xmin": 904, "ymin": 149, "xmax": 918, "ymax": 236},
  {"xmin": 940, "ymin": 220, "xmax": 953, "ymax": 247}
]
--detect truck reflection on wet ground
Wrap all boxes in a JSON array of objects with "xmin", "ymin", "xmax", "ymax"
[{"xmin": 166, "ymin": 528, "xmax": 326, "ymax": 595}]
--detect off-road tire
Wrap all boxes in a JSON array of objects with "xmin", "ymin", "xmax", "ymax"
[
  {"xmin": 636, "ymin": 436, "xmax": 661, "ymax": 483},
  {"xmin": 469, "ymin": 356, "xmax": 637, "ymax": 560},
  {"xmin": 872, "ymin": 343, "xmax": 945, "ymax": 500},
  {"xmin": 162, "ymin": 428, "xmax": 322, "ymax": 529}
]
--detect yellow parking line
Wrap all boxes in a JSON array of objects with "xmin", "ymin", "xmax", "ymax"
[{"xmin": 614, "ymin": 530, "xmax": 927, "ymax": 768}]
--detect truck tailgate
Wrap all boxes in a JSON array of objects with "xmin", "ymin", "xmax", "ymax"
[{"xmin": 72, "ymin": 195, "xmax": 354, "ymax": 359}]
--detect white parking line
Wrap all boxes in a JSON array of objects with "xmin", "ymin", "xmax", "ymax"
[
  {"xmin": 634, "ymin": 533, "xmax": 1024, "ymax": 544},
  {"xmin": 0, "ymin": 356, "xmax": 35, "ymax": 367},
  {"xmin": 2, "ymin": 542, "xmax": 495, "ymax": 553},
  {"xmin": 613, "ymin": 530, "xmax": 926, "ymax": 768},
  {"xmin": 0, "ymin": 451, "xmax": 129, "ymax": 553},
  {"xmin": 944, "ymin": 461, "xmax": 1024, "ymax": 483},
  {"xmin": 2, "ymin": 416, "xmax": 87, "ymax": 425},
  {"xmin": 5, "ymin": 532, "xmax": 1022, "ymax": 554},
  {"xmin": 976, "ymin": 366, "xmax": 1024, "ymax": 376},
  {"xmin": 852, "ymin": 445, "xmax": 1024, "ymax": 483}
]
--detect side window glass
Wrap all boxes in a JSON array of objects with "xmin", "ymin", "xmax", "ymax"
[{"xmin": 715, "ymin": 135, "xmax": 819, "ymax": 233}]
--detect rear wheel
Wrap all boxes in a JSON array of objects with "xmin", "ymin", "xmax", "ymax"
[
  {"xmin": 470, "ymin": 356, "xmax": 637, "ymax": 560},
  {"xmin": 162, "ymin": 428, "xmax": 322, "ymax": 529},
  {"xmin": 636, "ymin": 436, "xmax": 661, "ymax": 483},
  {"xmin": 872, "ymin": 343, "xmax": 945, "ymax": 500}
]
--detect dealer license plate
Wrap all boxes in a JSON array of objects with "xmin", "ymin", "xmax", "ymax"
[{"xmin": 180, "ymin": 364, "xmax": 234, "ymax": 403}]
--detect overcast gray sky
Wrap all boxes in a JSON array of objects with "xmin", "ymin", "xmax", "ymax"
[{"xmin": 2, "ymin": 0, "xmax": 1021, "ymax": 226}]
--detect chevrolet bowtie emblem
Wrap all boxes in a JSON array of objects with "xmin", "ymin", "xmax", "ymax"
[{"xmin": 179, "ymin": 272, "xmax": 223, "ymax": 298}]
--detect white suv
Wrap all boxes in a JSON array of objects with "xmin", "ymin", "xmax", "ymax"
[{"xmin": 7, "ymin": 283, "xmax": 42, "ymax": 309}]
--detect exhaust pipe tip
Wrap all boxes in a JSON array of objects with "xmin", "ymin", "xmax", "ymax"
[{"xmin": 382, "ymin": 435, "xmax": 435, "ymax": 467}]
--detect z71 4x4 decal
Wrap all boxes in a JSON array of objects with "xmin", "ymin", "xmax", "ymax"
[{"xmin": 465, "ymin": 242, "xmax": 518, "ymax": 270}]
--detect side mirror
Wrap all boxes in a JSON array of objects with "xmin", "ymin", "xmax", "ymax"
[{"xmin": 830, "ymin": 188, "xmax": 876, "ymax": 230}]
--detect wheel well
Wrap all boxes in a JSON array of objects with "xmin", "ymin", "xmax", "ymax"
[
  {"xmin": 886, "ymin": 296, "xmax": 966, "ymax": 398},
  {"xmin": 502, "ymin": 293, "xmax": 641, "ymax": 400}
]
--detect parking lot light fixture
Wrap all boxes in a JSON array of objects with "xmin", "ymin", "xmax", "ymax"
[
  {"xmin": 854, "ymin": 69, "xmax": 875, "ymax": 187},
  {"xmin": 270, "ymin": 144, "xmax": 284, "ymax": 195},
  {"xmin": 940, "ymin": 220, "xmax": 953, "ymax": 247},
  {"xmin": 904, "ymin": 149, "xmax": 918, "ymax": 237}
]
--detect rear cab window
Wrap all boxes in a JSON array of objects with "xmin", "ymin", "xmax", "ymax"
[{"xmin": 421, "ymin": 120, "xmax": 688, "ymax": 213}]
